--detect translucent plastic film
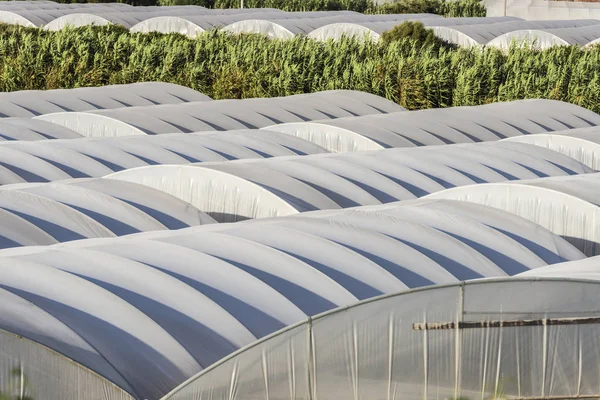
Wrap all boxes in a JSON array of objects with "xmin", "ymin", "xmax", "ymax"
[
  {"xmin": 0, "ymin": 328, "xmax": 134, "ymax": 400},
  {"xmin": 164, "ymin": 279, "xmax": 600, "ymax": 400}
]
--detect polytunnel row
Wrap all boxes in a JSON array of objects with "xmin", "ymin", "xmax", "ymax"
[
  {"xmin": 2, "ymin": 82, "xmax": 600, "ymax": 400},
  {"xmin": 0, "ymin": 82, "xmax": 211, "ymax": 118},
  {"xmin": 104, "ymin": 141, "xmax": 593, "ymax": 222},
  {"xmin": 0, "ymin": 139, "xmax": 591, "ymax": 248},
  {"xmin": 4, "ymin": 1, "xmax": 600, "ymax": 49},
  {"xmin": 0, "ymin": 0, "xmax": 440, "ymax": 34},
  {"xmin": 0, "ymin": 88, "xmax": 403, "ymax": 140},
  {"xmin": 0, "ymin": 129, "xmax": 587, "ymax": 183},
  {"xmin": 26, "ymin": 97, "xmax": 600, "ymax": 151},
  {"xmin": 0, "ymin": 197, "xmax": 586, "ymax": 400}
]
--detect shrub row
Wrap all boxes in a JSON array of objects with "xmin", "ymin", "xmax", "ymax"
[{"xmin": 0, "ymin": 24, "xmax": 599, "ymax": 113}]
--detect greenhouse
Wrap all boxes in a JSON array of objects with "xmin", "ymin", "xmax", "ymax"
[
  {"xmin": 163, "ymin": 277, "xmax": 600, "ymax": 400},
  {"xmin": 0, "ymin": 198, "xmax": 584, "ymax": 400},
  {"xmin": 0, "ymin": 179, "xmax": 213, "ymax": 248},
  {"xmin": 266, "ymin": 99, "xmax": 600, "ymax": 151},
  {"xmin": 426, "ymin": 172, "xmax": 600, "ymax": 256},
  {"xmin": 0, "ymin": 82, "xmax": 210, "ymax": 118},
  {"xmin": 36, "ymin": 90, "xmax": 404, "ymax": 137},
  {"xmin": 106, "ymin": 141, "xmax": 592, "ymax": 222},
  {"xmin": 505, "ymin": 127, "xmax": 600, "ymax": 170}
]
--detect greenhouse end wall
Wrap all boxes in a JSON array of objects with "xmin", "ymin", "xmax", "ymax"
[{"xmin": 164, "ymin": 278, "xmax": 600, "ymax": 400}]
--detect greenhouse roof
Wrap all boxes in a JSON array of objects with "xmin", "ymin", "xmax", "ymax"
[
  {"xmin": 105, "ymin": 141, "xmax": 592, "ymax": 222},
  {"xmin": 0, "ymin": 198, "xmax": 582, "ymax": 399},
  {"xmin": 0, "ymin": 82, "xmax": 210, "ymax": 117},
  {"xmin": 266, "ymin": 99, "xmax": 600, "ymax": 151},
  {"xmin": 36, "ymin": 90, "xmax": 404, "ymax": 136}
]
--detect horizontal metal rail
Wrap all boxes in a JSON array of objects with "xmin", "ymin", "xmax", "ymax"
[{"xmin": 413, "ymin": 316, "xmax": 600, "ymax": 330}]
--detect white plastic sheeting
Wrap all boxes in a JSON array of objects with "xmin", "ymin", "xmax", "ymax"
[
  {"xmin": 130, "ymin": 12, "xmax": 354, "ymax": 36},
  {"xmin": 518, "ymin": 254, "xmax": 600, "ymax": 280},
  {"xmin": 426, "ymin": 172, "xmax": 600, "ymax": 257},
  {"xmin": 53, "ymin": 10, "xmax": 291, "ymax": 31},
  {"xmin": 0, "ymin": 328, "xmax": 134, "ymax": 400},
  {"xmin": 486, "ymin": 0, "xmax": 600, "ymax": 20},
  {"xmin": 0, "ymin": 7, "xmax": 135, "ymax": 27},
  {"xmin": 307, "ymin": 16, "xmax": 522, "ymax": 43},
  {"xmin": 0, "ymin": 130, "xmax": 328, "ymax": 181},
  {"xmin": 488, "ymin": 24, "xmax": 600, "ymax": 49},
  {"xmin": 44, "ymin": 12, "xmax": 151, "ymax": 30},
  {"xmin": 266, "ymin": 99, "xmax": 600, "ymax": 152},
  {"xmin": 505, "ymin": 127, "xmax": 600, "ymax": 170},
  {"xmin": 163, "ymin": 277, "xmax": 600, "ymax": 400},
  {"xmin": 106, "ymin": 141, "xmax": 593, "ymax": 222},
  {"xmin": 433, "ymin": 18, "xmax": 600, "ymax": 48},
  {"xmin": 223, "ymin": 13, "xmax": 441, "ymax": 40},
  {"xmin": 0, "ymin": 198, "xmax": 584, "ymax": 399},
  {"xmin": 43, "ymin": 7, "xmax": 278, "ymax": 30},
  {"xmin": 0, "ymin": 118, "xmax": 82, "ymax": 140},
  {"xmin": 0, "ymin": 82, "xmax": 210, "ymax": 118},
  {"xmin": 0, "ymin": 179, "xmax": 214, "ymax": 248},
  {"xmin": 36, "ymin": 90, "xmax": 404, "ymax": 137},
  {"xmin": 0, "ymin": 2, "xmax": 208, "ymax": 27}
]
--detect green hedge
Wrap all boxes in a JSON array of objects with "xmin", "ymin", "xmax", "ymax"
[{"xmin": 0, "ymin": 25, "xmax": 599, "ymax": 113}]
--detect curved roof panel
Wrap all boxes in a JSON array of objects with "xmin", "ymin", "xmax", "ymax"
[
  {"xmin": 426, "ymin": 172, "xmax": 600, "ymax": 256},
  {"xmin": 266, "ymin": 99, "xmax": 600, "ymax": 151},
  {"xmin": 0, "ymin": 179, "xmax": 214, "ymax": 249},
  {"xmin": 164, "ymin": 277, "xmax": 600, "ymax": 400},
  {"xmin": 518, "ymin": 255, "xmax": 600, "ymax": 280},
  {"xmin": 504, "ymin": 127, "xmax": 600, "ymax": 170},
  {"xmin": 106, "ymin": 141, "xmax": 592, "ymax": 222},
  {"xmin": 36, "ymin": 90, "xmax": 404, "ymax": 137},
  {"xmin": 0, "ymin": 118, "xmax": 82, "ymax": 140},
  {"xmin": 0, "ymin": 198, "xmax": 583, "ymax": 398},
  {"xmin": 0, "ymin": 82, "xmax": 209, "ymax": 118},
  {"xmin": 0, "ymin": 129, "xmax": 328, "ymax": 181}
]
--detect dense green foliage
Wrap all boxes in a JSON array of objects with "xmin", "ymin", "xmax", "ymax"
[
  {"xmin": 0, "ymin": 24, "xmax": 599, "ymax": 113},
  {"xmin": 380, "ymin": 21, "xmax": 451, "ymax": 50}
]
